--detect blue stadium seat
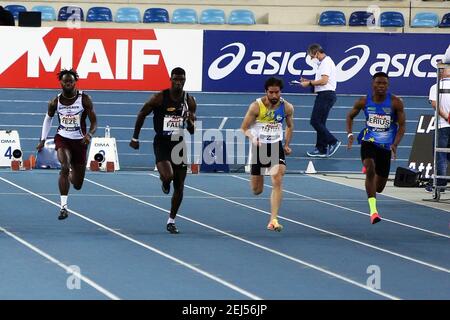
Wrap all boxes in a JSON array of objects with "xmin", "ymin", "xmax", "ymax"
[
  {"xmin": 58, "ymin": 6, "xmax": 84, "ymax": 21},
  {"xmin": 228, "ymin": 9, "xmax": 255, "ymax": 25},
  {"xmin": 143, "ymin": 8, "xmax": 169, "ymax": 23},
  {"xmin": 87, "ymin": 7, "xmax": 113, "ymax": 22},
  {"xmin": 172, "ymin": 8, "xmax": 197, "ymax": 24},
  {"xmin": 115, "ymin": 7, "xmax": 141, "ymax": 23},
  {"xmin": 411, "ymin": 12, "xmax": 439, "ymax": 27},
  {"xmin": 319, "ymin": 11, "xmax": 346, "ymax": 26},
  {"xmin": 200, "ymin": 9, "xmax": 225, "ymax": 25},
  {"xmin": 5, "ymin": 5, "xmax": 26, "ymax": 20},
  {"xmin": 31, "ymin": 5, "xmax": 56, "ymax": 21},
  {"xmin": 349, "ymin": 11, "xmax": 374, "ymax": 26},
  {"xmin": 439, "ymin": 13, "xmax": 450, "ymax": 28},
  {"xmin": 380, "ymin": 11, "xmax": 404, "ymax": 27}
]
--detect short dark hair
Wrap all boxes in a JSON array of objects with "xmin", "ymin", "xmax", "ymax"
[
  {"xmin": 171, "ymin": 67, "xmax": 186, "ymax": 77},
  {"xmin": 372, "ymin": 72, "xmax": 389, "ymax": 80},
  {"xmin": 264, "ymin": 77, "xmax": 284, "ymax": 91},
  {"xmin": 58, "ymin": 68, "xmax": 79, "ymax": 81},
  {"xmin": 307, "ymin": 43, "xmax": 325, "ymax": 56}
]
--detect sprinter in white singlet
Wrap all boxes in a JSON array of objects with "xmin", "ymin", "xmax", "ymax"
[{"xmin": 37, "ymin": 69, "xmax": 97, "ymax": 220}]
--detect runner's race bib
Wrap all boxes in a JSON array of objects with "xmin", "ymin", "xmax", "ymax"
[
  {"xmin": 259, "ymin": 123, "xmax": 282, "ymax": 142},
  {"xmin": 367, "ymin": 114, "xmax": 391, "ymax": 132},
  {"xmin": 60, "ymin": 114, "xmax": 81, "ymax": 131},
  {"xmin": 163, "ymin": 116, "xmax": 184, "ymax": 134}
]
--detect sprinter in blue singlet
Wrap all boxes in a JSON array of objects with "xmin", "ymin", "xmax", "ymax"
[{"xmin": 346, "ymin": 72, "xmax": 406, "ymax": 224}]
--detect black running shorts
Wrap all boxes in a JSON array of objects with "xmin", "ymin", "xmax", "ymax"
[
  {"xmin": 250, "ymin": 141, "xmax": 286, "ymax": 176},
  {"xmin": 153, "ymin": 134, "xmax": 187, "ymax": 168},
  {"xmin": 360, "ymin": 141, "xmax": 391, "ymax": 178}
]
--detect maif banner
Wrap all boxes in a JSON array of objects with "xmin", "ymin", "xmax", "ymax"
[{"xmin": 0, "ymin": 27, "xmax": 203, "ymax": 91}]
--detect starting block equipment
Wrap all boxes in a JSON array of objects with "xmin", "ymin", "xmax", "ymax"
[
  {"xmin": 90, "ymin": 160, "xmax": 115, "ymax": 172},
  {"xmin": 190, "ymin": 163, "xmax": 199, "ymax": 174},
  {"xmin": 89, "ymin": 160, "xmax": 100, "ymax": 171},
  {"xmin": 87, "ymin": 127, "xmax": 120, "ymax": 172},
  {"xmin": 0, "ymin": 130, "xmax": 23, "ymax": 167},
  {"xmin": 10, "ymin": 154, "xmax": 36, "ymax": 171},
  {"xmin": 10, "ymin": 160, "xmax": 20, "ymax": 171},
  {"xmin": 106, "ymin": 161, "xmax": 115, "ymax": 172}
]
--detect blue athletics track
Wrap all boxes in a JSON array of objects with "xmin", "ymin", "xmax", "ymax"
[{"xmin": 0, "ymin": 89, "xmax": 448, "ymax": 303}]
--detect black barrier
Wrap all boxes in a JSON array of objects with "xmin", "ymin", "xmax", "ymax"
[
  {"xmin": 394, "ymin": 167, "xmax": 422, "ymax": 187},
  {"xmin": 18, "ymin": 11, "xmax": 41, "ymax": 27},
  {"xmin": 408, "ymin": 114, "xmax": 450, "ymax": 180}
]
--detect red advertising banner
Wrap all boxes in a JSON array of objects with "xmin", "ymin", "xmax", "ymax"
[{"xmin": 0, "ymin": 27, "xmax": 203, "ymax": 91}]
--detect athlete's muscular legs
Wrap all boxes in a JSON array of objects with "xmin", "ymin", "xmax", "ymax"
[
  {"xmin": 363, "ymin": 158, "xmax": 376, "ymax": 198},
  {"xmin": 57, "ymin": 148, "xmax": 71, "ymax": 196},
  {"xmin": 251, "ymin": 175, "xmax": 264, "ymax": 195},
  {"xmin": 269, "ymin": 164, "xmax": 286, "ymax": 221},
  {"xmin": 157, "ymin": 160, "xmax": 174, "ymax": 186},
  {"xmin": 170, "ymin": 165, "xmax": 187, "ymax": 219},
  {"xmin": 71, "ymin": 163, "xmax": 86, "ymax": 190},
  {"xmin": 376, "ymin": 175, "xmax": 388, "ymax": 194}
]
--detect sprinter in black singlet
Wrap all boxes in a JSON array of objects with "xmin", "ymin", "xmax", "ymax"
[{"xmin": 129, "ymin": 67, "xmax": 196, "ymax": 234}]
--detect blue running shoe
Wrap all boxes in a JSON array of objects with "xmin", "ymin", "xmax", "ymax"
[
  {"xmin": 327, "ymin": 141, "xmax": 342, "ymax": 157},
  {"xmin": 306, "ymin": 148, "xmax": 327, "ymax": 158}
]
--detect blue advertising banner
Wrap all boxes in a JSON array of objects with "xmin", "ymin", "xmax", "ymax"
[{"xmin": 202, "ymin": 31, "xmax": 449, "ymax": 96}]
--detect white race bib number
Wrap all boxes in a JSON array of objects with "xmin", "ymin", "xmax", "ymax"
[
  {"xmin": 259, "ymin": 123, "xmax": 282, "ymax": 142},
  {"xmin": 61, "ymin": 114, "xmax": 80, "ymax": 130},
  {"xmin": 163, "ymin": 116, "xmax": 184, "ymax": 133},
  {"xmin": 367, "ymin": 114, "xmax": 391, "ymax": 130}
]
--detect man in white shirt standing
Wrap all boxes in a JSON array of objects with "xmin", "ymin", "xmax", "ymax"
[
  {"xmin": 300, "ymin": 43, "xmax": 341, "ymax": 158},
  {"xmin": 427, "ymin": 68, "xmax": 450, "ymax": 192}
]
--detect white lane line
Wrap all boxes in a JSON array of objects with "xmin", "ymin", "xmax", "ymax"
[
  {"xmin": 0, "ymin": 225, "xmax": 120, "ymax": 300},
  {"xmin": 87, "ymin": 176, "xmax": 400, "ymax": 300},
  {"xmin": 232, "ymin": 175, "xmax": 450, "ymax": 240},
  {"xmin": 0, "ymin": 176, "xmax": 261, "ymax": 300},
  {"xmin": 218, "ymin": 117, "xmax": 228, "ymax": 130}
]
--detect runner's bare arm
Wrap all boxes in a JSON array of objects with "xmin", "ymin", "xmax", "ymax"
[
  {"xmin": 346, "ymin": 97, "xmax": 366, "ymax": 149},
  {"xmin": 284, "ymin": 102, "xmax": 294, "ymax": 155},
  {"xmin": 83, "ymin": 94, "xmax": 97, "ymax": 141},
  {"xmin": 390, "ymin": 96, "xmax": 406, "ymax": 159},
  {"xmin": 36, "ymin": 98, "xmax": 58, "ymax": 151},
  {"xmin": 186, "ymin": 95, "xmax": 197, "ymax": 135},
  {"xmin": 130, "ymin": 93, "xmax": 162, "ymax": 149},
  {"xmin": 241, "ymin": 102, "xmax": 259, "ymax": 144}
]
